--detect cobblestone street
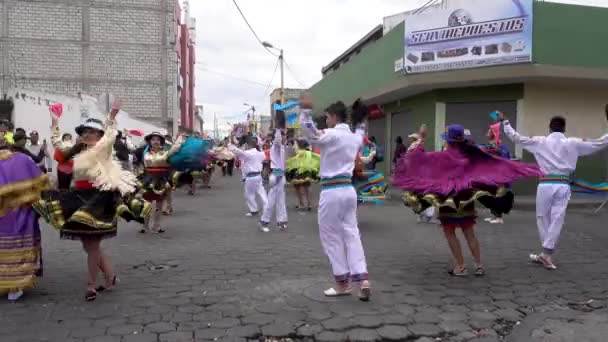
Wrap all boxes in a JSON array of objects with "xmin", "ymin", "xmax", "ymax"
[{"xmin": 1, "ymin": 175, "xmax": 607, "ymax": 342}]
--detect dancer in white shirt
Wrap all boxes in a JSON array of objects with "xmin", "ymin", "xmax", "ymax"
[
  {"xmin": 501, "ymin": 111, "xmax": 608, "ymax": 269},
  {"xmin": 229, "ymin": 135, "xmax": 268, "ymax": 224},
  {"xmin": 260, "ymin": 112, "xmax": 288, "ymax": 231},
  {"xmin": 300, "ymin": 95, "xmax": 371, "ymax": 301}
]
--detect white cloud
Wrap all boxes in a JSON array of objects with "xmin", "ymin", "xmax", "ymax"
[{"xmin": 189, "ymin": 0, "xmax": 431, "ymax": 130}]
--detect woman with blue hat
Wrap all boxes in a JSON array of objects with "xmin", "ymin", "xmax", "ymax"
[{"xmin": 394, "ymin": 124, "xmax": 542, "ymax": 277}]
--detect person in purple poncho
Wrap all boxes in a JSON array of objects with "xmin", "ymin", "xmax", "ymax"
[
  {"xmin": 0, "ymin": 143, "xmax": 49, "ymax": 302},
  {"xmin": 394, "ymin": 124, "xmax": 543, "ymax": 277}
]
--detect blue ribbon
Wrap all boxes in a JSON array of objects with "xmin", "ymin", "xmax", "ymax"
[{"xmin": 274, "ymin": 101, "xmax": 300, "ymax": 111}]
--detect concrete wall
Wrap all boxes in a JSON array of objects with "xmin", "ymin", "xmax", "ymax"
[
  {"xmin": 522, "ymin": 83, "xmax": 608, "ymax": 182},
  {"xmin": 0, "ymin": 0, "xmax": 178, "ymax": 129}
]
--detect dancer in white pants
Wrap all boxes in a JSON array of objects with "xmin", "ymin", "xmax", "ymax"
[
  {"xmin": 260, "ymin": 127, "xmax": 288, "ymax": 231},
  {"xmin": 300, "ymin": 95, "xmax": 371, "ymax": 301},
  {"xmin": 502, "ymin": 112, "xmax": 608, "ymax": 269},
  {"xmin": 228, "ymin": 136, "xmax": 268, "ymax": 220}
]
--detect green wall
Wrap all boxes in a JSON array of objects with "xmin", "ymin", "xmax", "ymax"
[
  {"xmin": 309, "ymin": 23, "xmax": 404, "ymax": 111},
  {"xmin": 533, "ymin": 2, "xmax": 608, "ymax": 68},
  {"xmin": 384, "ymin": 92, "xmax": 437, "ymax": 151}
]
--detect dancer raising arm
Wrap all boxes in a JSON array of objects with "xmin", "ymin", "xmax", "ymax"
[
  {"xmin": 228, "ymin": 133, "xmax": 268, "ymax": 224},
  {"xmin": 500, "ymin": 111, "xmax": 608, "ymax": 270},
  {"xmin": 34, "ymin": 101, "xmax": 151, "ymax": 301},
  {"xmin": 299, "ymin": 94, "xmax": 371, "ymax": 301}
]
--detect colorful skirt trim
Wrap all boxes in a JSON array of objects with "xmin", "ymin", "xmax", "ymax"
[
  {"xmin": 140, "ymin": 171, "xmax": 172, "ymax": 201},
  {"xmin": 0, "ymin": 233, "xmax": 41, "ymax": 293},
  {"xmin": 354, "ymin": 170, "xmax": 387, "ymax": 204},
  {"xmin": 0, "ymin": 174, "xmax": 49, "ymax": 217},
  {"xmin": 286, "ymin": 170, "xmax": 319, "ymax": 185},
  {"xmin": 33, "ymin": 189, "xmax": 152, "ymax": 241},
  {"xmin": 172, "ymin": 169, "xmax": 201, "ymax": 188},
  {"xmin": 402, "ymin": 186, "xmax": 513, "ymax": 221}
]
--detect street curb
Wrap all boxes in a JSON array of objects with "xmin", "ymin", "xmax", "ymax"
[{"xmin": 385, "ymin": 188, "xmax": 605, "ymax": 211}]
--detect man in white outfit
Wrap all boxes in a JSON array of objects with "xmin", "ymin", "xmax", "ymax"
[
  {"xmin": 300, "ymin": 96, "xmax": 371, "ymax": 301},
  {"xmin": 229, "ymin": 135, "xmax": 268, "ymax": 225},
  {"xmin": 501, "ymin": 112, "xmax": 608, "ymax": 269},
  {"xmin": 260, "ymin": 127, "xmax": 288, "ymax": 231}
]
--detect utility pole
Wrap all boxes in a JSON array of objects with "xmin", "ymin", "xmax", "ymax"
[{"xmin": 279, "ymin": 49, "xmax": 285, "ymax": 105}]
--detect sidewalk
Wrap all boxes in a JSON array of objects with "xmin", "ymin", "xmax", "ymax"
[{"xmin": 386, "ymin": 186, "xmax": 606, "ymax": 211}]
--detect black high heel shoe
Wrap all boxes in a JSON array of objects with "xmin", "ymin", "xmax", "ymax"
[
  {"xmin": 96, "ymin": 275, "xmax": 118, "ymax": 292},
  {"xmin": 85, "ymin": 289, "xmax": 97, "ymax": 301}
]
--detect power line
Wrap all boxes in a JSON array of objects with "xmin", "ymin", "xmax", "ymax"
[
  {"xmin": 196, "ymin": 66, "xmax": 277, "ymax": 88},
  {"xmin": 283, "ymin": 59, "xmax": 307, "ymax": 88},
  {"xmin": 261, "ymin": 57, "xmax": 280, "ymax": 102},
  {"xmin": 230, "ymin": 0, "xmax": 278, "ymax": 57}
]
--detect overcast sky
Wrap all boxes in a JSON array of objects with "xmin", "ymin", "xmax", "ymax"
[{"xmin": 189, "ymin": 0, "xmax": 607, "ymax": 134}]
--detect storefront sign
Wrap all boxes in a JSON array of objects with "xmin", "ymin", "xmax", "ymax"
[
  {"xmin": 404, "ymin": 0, "xmax": 533, "ymax": 74},
  {"xmin": 368, "ymin": 104, "xmax": 384, "ymax": 119}
]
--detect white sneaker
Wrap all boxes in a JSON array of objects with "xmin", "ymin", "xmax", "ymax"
[
  {"xmin": 245, "ymin": 213, "xmax": 253, "ymax": 217},
  {"xmin": 8, "ymin": 290, "xmax": 23, "ymax": 302},
  {"xmin": 489, "ymin": 218, "xmax": 504, "ymax": 224},
  {"xmin": 259, "ymin": 223, "xmax": 270, "ymax": 233},
  {"xmin": 484, "ymin": 217, "xmax": 493, "ymax": 222},
  {"xmin": 416, "ymin": 216, "xmax": 422, "ymax": 223}
]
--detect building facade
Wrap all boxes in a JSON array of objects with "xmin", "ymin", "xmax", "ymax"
[
  {"xmin": 176, "ymin": 0, "xmax": 197, "ymax": 133},
  {"xmin": 309, "ymin": 1, "xmax": 608, "ymax": 194},
  {"xmin": 0, "ymin": 0, "xmax": 181, "ymax": 131}
]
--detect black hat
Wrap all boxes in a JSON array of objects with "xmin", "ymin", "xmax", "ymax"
[
  {"xmin": 144, "ymin": 131, "xmax": 165, "ymax": 144},
  {"xmin": 75, "ymin": 118, "xmax": 105, "ymax": 135}
]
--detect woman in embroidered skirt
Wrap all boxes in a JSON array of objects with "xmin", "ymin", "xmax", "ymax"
[
  {"xmin": 34, "ymin": 103, "xmax": 152, "ymax": 301},
  {"xmin": 0, "ymin": 144, "xmax": 49, "ymax": 302},
  {"xmin": 394, "ymin": 124, "xmax": 542, "ymax": 276},
  {"xmin": 353, "ymin": 137, "xmax": 388, "ymax": 205},
  {"xmin": 139, "ymin": 132, "xmax": 183, "ymax": 233},
  {"xmin": 286, "ymin": 139, "xmax": 320, "ymax": 211}
]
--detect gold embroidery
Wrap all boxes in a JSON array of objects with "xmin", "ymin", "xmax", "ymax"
[{"xmin": 0, "ymin": 175, "xmax": 49, "ymax": 216}]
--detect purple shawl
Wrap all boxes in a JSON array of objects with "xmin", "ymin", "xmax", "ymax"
[{"xmin": 392, "ymin": 143, "xmax": 542, "ymax": 195}]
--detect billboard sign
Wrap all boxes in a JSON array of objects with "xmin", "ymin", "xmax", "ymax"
[{"xmin": 404, "ymin": 0, "xmax": 533, "ymax": 74}]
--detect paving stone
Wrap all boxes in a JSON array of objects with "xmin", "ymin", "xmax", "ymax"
[
  {"xmin": 85, "ymin": 336, "xmax": 122, "ymax": 342},
  {"xmin": 439, "ymin": 321, "xmax": 470, "ymax": 333},
  {"xmin": 194, "ymin": 328, "xmax": 226, "ymax": 340},
  {"xmin": 261, "ymin": 323, "xmax": 295, "ymax": 337},
  {"xmin": 159, "ymin": 331, "xmax": 194, "ymax": 342},
  {"xmin": 70, "ymin": 327, "xmax": 107, "ymax": 339},
  {"xmin": 352, "ymin": 315, "xmax": 383, "ymax": 328},
  {"xmin": 439, "ymin": 311, "xmax": 469, "ymax": 321},
  {"xmin": 107, "ymin": 324, "xmax": 143, "ymax": 336},
  {"xmin": 129, "ymin": 314, "xmax": 163, "ymax": 325},
  {"xmin": 307, "ymin": 310, "xmax": 332, "ymax": 321},
  {"xmin": 382, "ymin": 315, "xmax": 413, "ymax": 325},
  {"xmin": 296, "ymin": 324, "xmax": 323, "ymax": 337},
  {"xmin": 408, "ymin": 323, "xmax": 442, "ymax": 337},
  {"xmin": 315, "ymin": 331, "xmax": 346, "ymax": 342},
  {"xmin": 122, "ymin": 334, "xmax": 159, "ymax": 342},
  {"xmin": 415, "ymin": 337, "xmax": 435, "ymax": 342},
  {"xmin": 469, "ymin": 319, "xmax": 494, "ymax": 330},
  {"xmin": 377, "ymin": 325, "xmax": 413, "ymax": 341},
  {"xmin": 208, "ymin": 318, "xmax": 240, "ymax": 329},
  {"xmin": 321, "ymin": 317, "xmax": 354, "ymax": 331},
  {"xmin": 225, "ymin": 325, "xmax": 260, "ymax": 338},
  {"xmin": 240, "ymin": 314, "xmax": 274, "ymax": 326},
  {"xmin": 144, "ymin": 322, "xmax": 177, "ymax": 333},
  {"xmin": 470, "ymin": 311, "xmax": 498, "ymax": 321},
  {"xmin": 345, "ymin": 328, "xmax": 381, "ymax": 342},
  {"xmin": 415, "ymin": 338, "xmax": 436, "ymax": 342}
]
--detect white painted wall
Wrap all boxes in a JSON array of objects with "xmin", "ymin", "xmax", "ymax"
[{"xmin": 522, "ymin": 83, "xmax": 608, "ymax": 138}]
